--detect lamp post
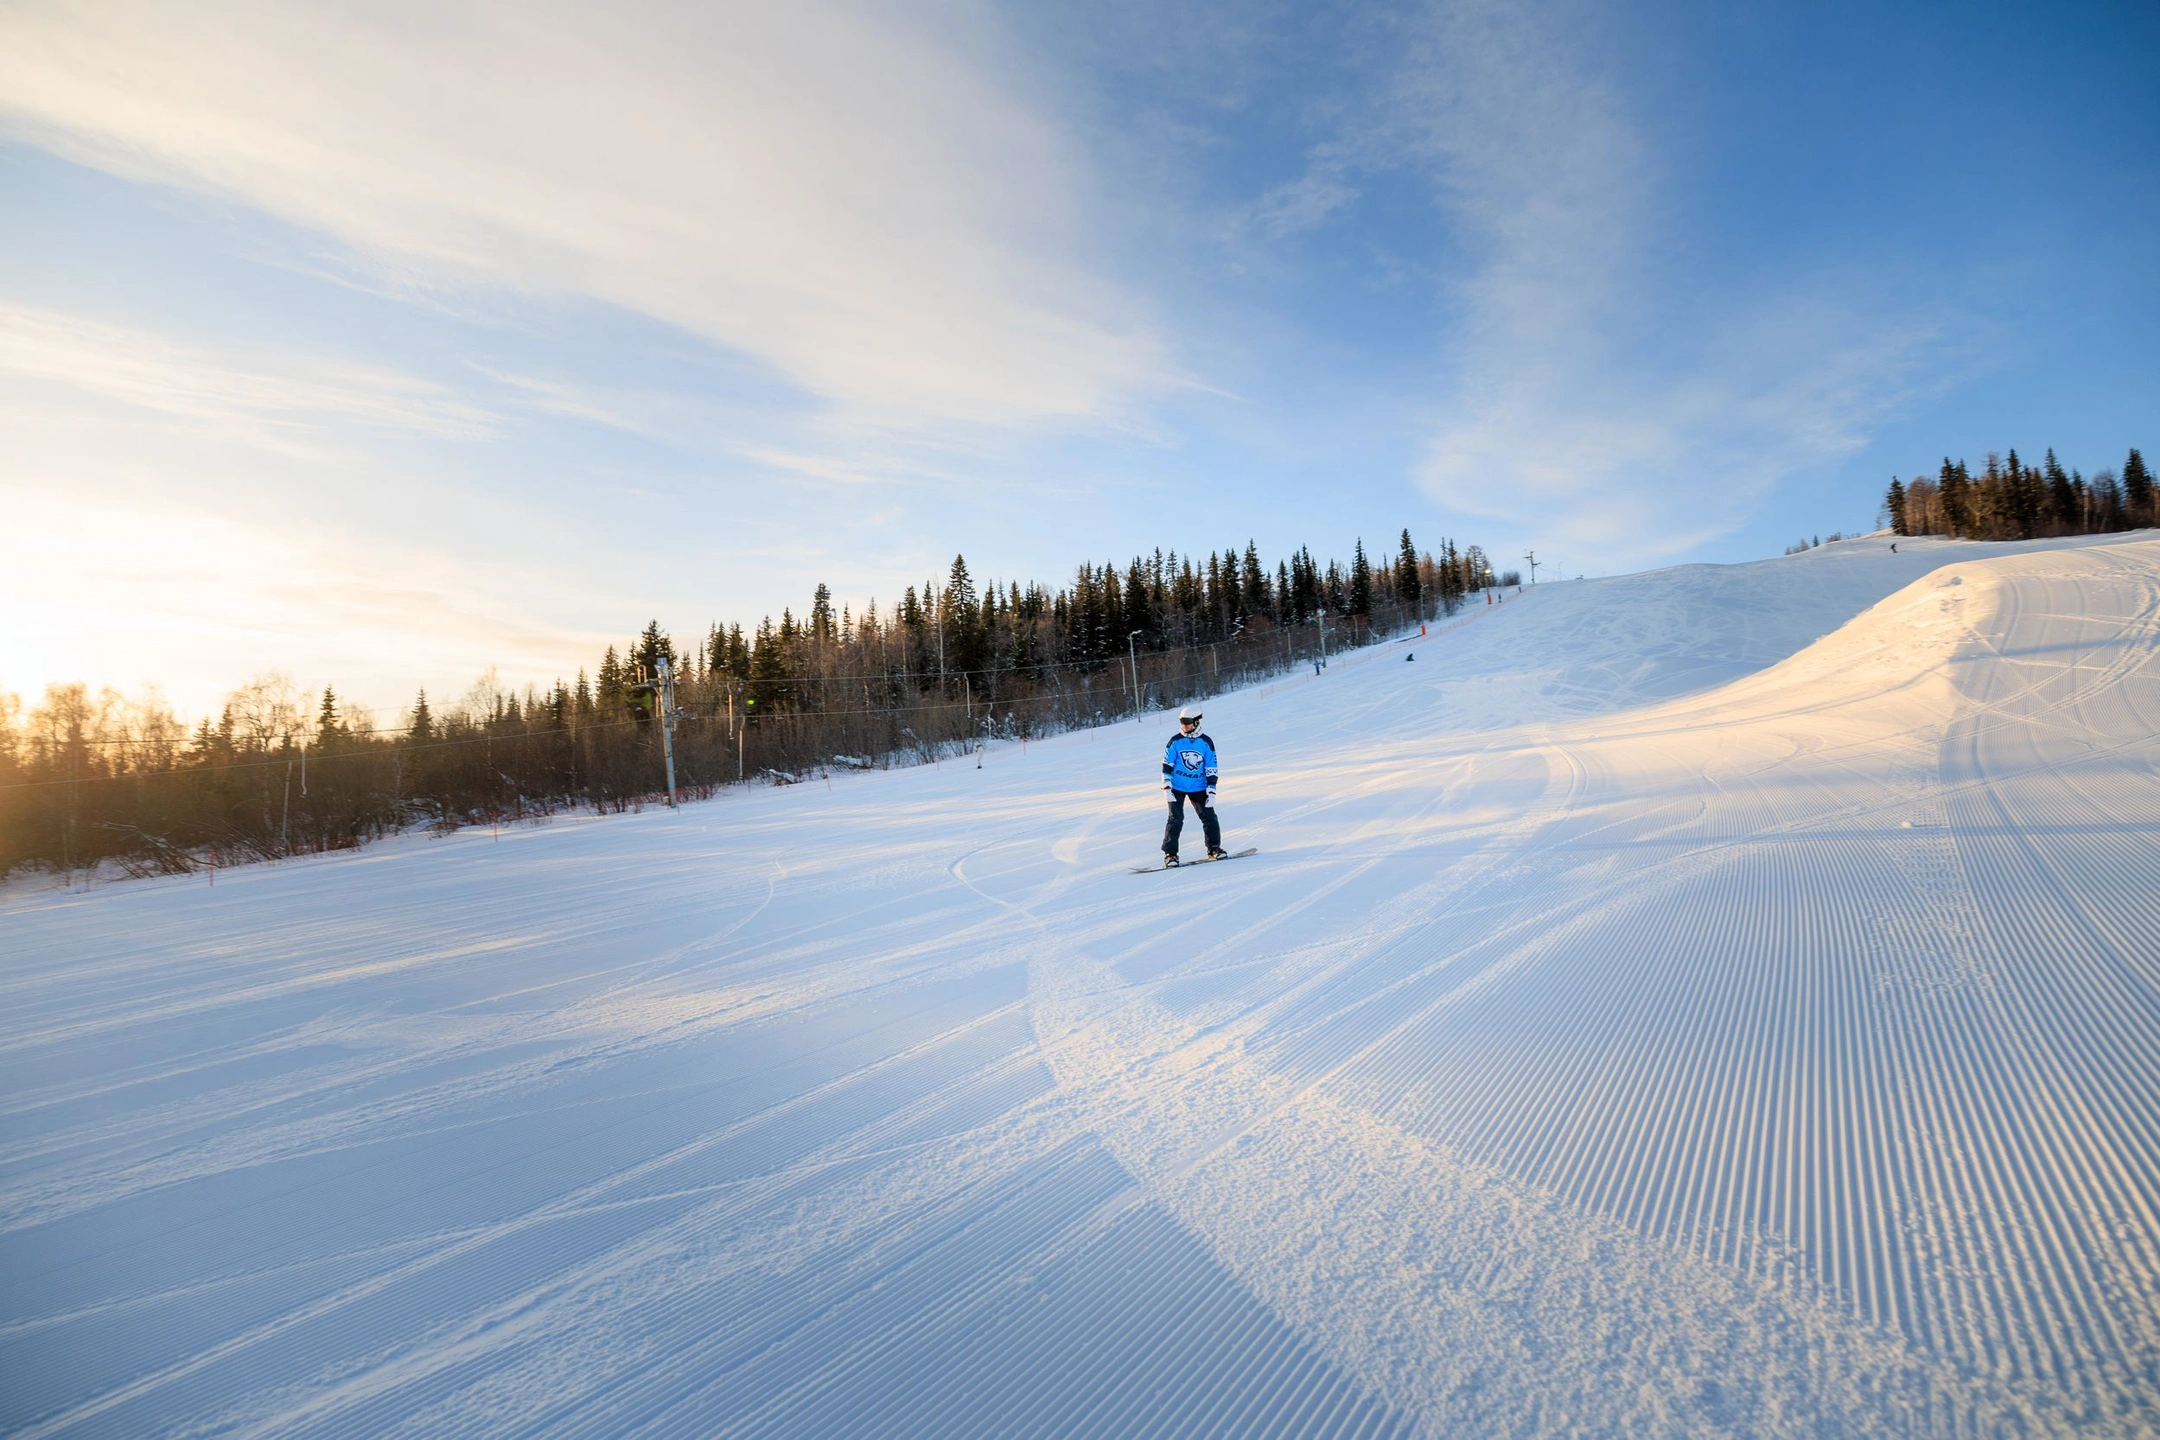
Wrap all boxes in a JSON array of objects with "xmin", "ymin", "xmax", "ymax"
[{"xmin": 1127, "ymin": 630, "xmax": 1144, "ymax": 722}]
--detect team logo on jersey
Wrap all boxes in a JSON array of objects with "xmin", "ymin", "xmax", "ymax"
[{"xmin": 1179, "ymin": 749, "xmax": 1205, "ymax": 769}]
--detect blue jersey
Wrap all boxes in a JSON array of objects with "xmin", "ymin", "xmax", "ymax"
[{"xmin": 1163, "ymin": 731, "xmax": 1218, "ymax": 793}]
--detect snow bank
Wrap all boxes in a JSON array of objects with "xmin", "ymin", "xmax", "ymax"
[{"xmin": 3, "ymin": 533, "xmax": 2156, "ymax": 1437}]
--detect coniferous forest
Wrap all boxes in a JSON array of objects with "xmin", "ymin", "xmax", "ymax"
[
  {"xmin": 1886, "ymin": 447, "xmax": 2152, "ymax": 541},
  {"xmin": 2, "ymin": 532, "xmax": 1498, "ymax": 879}
]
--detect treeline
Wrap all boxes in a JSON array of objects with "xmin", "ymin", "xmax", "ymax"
[
  {"xmin": 1, "ymin": 531, "xmax": 1499, "ymax": 879},
  {"xmin": 1887, "ymin": 447, "xmax": 2153, "ymax": 541}
]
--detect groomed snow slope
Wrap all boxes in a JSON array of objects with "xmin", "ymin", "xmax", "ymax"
[{"xmin": 4, "ymin": 533, "xmax": 2158, "ymax": 1438}]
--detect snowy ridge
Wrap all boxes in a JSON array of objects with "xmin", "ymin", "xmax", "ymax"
[{"xmin": 3, "ymin": 534, "xmax": 2158, "ymax": 1436}]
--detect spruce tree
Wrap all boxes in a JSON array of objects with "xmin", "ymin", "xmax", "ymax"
[
  {"xmin": 945, "ymin": 555, "xmax": 983, "ymax": 677},
  {"xmin": 408, "ymin": 690, "xmax": 434, "ymax": 744},
  {"xmin": 1940, "ymin": 458, "xmax": 1968, "ymax": 537},
  {"xmin": 1242, "ymin": 542, "xmax": 1269, "ymax": 621},
  {"xmin": 1103, "ymin": 564, "xmax": 1127, "ymax": 655},
  {"xmin": 2005, "ymin": 448, "xmax": 2039, "ymax": 538},
  {"xmin": 1349, "ymin": 539, "xmax": 1373, "ymax": 618},
  {"xmin": 1886, "ymin": 478, "xmax": 1908, "ymax": 535},
  {"xmin": 2044, "ymin": 450, "xmax": 2074, "ymax": 532},
  {"xmin": 750, "ymin": 618, "xmax": 786, "ymax": 708},
  {"xmin": 2123, "ymin": 448, "xmax": 2154, "ymax": 528},
  {"xmin": 1290, "ymin": 547, "xmax": 1318, "ymax": 622},
  {"xmin": 1397, "ymin": 530, "xmax": 1421, "ymax": 615},
  {"xmin": 597, "ymin": 647, "xmax": 626, "ymax": 712},
  {"xmin": 2093, "ymin": 469, "xmax": 2124, "ymax": 530},
  {"xmin": 1126, "ymin": 557, "xmax": 1158, "ymax": 647},
  {"xmin": 316, "ymin": 687, "xmax": 342, "ymax": 748},
  {"xmin": 634, "ymin": 621, "xmax": 672, "ymax": 679}
]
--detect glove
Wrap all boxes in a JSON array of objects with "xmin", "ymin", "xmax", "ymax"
[{"xmin": 1206, "ymin": 787, "xmax": 1217, "ymax": 802}]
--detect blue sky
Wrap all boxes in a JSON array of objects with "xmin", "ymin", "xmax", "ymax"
[{"xmin": 2, "ymin": 0, "xmax": 2154, "ymax": 719}]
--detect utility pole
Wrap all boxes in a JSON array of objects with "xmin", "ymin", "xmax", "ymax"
[
  {"xmin": 1524, "ymin": 550, "xmax": 1540, "ymax": 585},
  {"xmin": 1127, "ymin": 630, "xmax": 1144, "ymax": 722},
  {"xmin": 655, "ymin": 655, "xmax": 682, "ymax": 807}
]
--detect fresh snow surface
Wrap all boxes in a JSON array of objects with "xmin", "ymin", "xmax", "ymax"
[{"xmin": 5, "ymin": 533, "xmax": 2159, "ymax": 1438}]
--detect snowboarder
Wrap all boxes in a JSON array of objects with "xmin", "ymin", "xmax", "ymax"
[{"xmin": 1161, "ymin": 704, "xmax": 1224, "ymax": 865}]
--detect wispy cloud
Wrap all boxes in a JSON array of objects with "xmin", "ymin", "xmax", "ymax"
[
  {"xmin": 0, "ymin": 1, "xmax": 1169, "ymax": 433},
  {"xmin": 479, "ymin": 371, "xmax": 667, "ymax": 442},
  {"xmin": 0, "ymin": 302, "xmax": 493, "ymax": 443},
  {"xmin": 1379, "ymin": 0, "xmax": 1957, "ymax": 558},
  {"xmin": 1250, "ymin": 158, "xmax": 1361, "ymax": 238},
  {"xmin": 0, "ymin": 485, "xmax": 614, "ymax": 719}
]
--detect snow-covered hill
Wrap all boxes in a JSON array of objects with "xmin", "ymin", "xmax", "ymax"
[{"xmin": 5, "ymin": 533, "xmax": 2158, "ymax": 1437}]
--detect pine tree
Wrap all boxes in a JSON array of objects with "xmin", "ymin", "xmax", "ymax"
[
  {"xmin": 1126, "ymin": 557, "xmax": 1158, "ymax": 648},
  {"xmin": 1069, "ymin": 565, "xmax": 1100, "ymax": 664},
  {"xmin": 1396, "ymin": 529, "xmax": 1421, "ymax": 616},
  {"xmin": 1290, "ymin": 547, "xmax": 1319, "ymax": 622},
  {"xmin": 1206, "ymin": 550, "xmax": 1231, "ymax": 630},
  {"xmin": 2093, "ymin": 468, "xmax": 2124, "ymax": 530},
  {"xmin": 316, "ymin": 686, "xmax": 342, "ymax": 748},
  {"xmin": 2044, "ymin": 449, "xmax": 2074, "ymax": 532},
  {"xmin": 2004, "ymin": 448, "xmax": 2039, "ymax": 538},
  {"xmin": 1349, "ymin": 539, "xmax": 1373, "ymax": 618},
  {"xmin": 1464, "ymin": 544, "xmax": 1491, "ymax": 593},
  {"xmin": 1104, "ymin": 564, "xmax": 1127, "ymax": 656},
  {"xmin": 408, "ymin": 690, "xmax": 434, "ymax": 744},
  {"xmin": 2124, "ymin": 447, "xmax": 2155, "ymax": 528},
  {"xmin": 597, "ymin": 647, "xmax": 626, "ymax": 712},
  {"xmin": 1886, "ymin": 478, "xmax": 1908, "ymax": 535},
  {"xmin": 945, "ymin": 555, "xmax": 984, "ymax": 678},
  {"xmin": 634, "ymin": 621, "xmax": 672, "ymax": 680},
  {"xmin": 1242, "ymin": 542, "xmax": 1270, "ymax": 621},
  {"xmin": 1940, "ymin": 458, "xmax": 1969, "ymax": 537},
  {"xmin": 750, "ymin": 617, "xmax": 787, "ymax": 708}
]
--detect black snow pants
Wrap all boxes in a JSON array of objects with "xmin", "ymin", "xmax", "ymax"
[{"xmin": 1163, "ymin": 790, "xmax": 1222, "ymax": 857}]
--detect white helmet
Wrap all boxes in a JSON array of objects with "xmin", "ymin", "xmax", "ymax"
[{"xmin": 1178, "ymin": 704, "xmax": 1203, "ymax": 723}]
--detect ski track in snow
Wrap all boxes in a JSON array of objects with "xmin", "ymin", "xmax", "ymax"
[{"xmin": 3, "ymin": 534, "xmax": 2158, "ymax": 1436}]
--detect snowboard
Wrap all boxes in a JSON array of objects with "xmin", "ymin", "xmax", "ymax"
[{"xmin": 1131, "ymin": 847, "xmax": 1258, "ymax": 874}]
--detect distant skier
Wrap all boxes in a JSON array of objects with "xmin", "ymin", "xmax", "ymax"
[{"xmin": 1161, "ymin": 704, "xmax": 1225, "ymax": 866}]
